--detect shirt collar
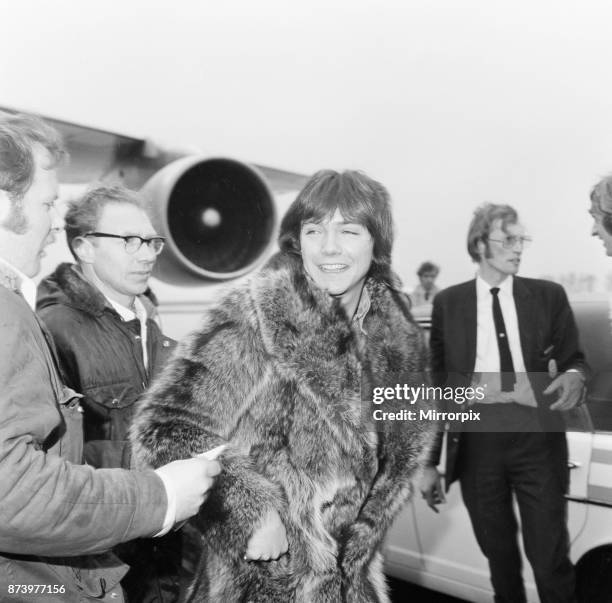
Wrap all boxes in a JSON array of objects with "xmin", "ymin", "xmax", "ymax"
[
  {"xmin": 0, "ymin": 257, "xmax": 37, "ymax": 310},
  {"xmin": 476, "ymin": 273, "xmax": 514, "ymax": 298},
  {"xmin": 105, "ymin": 295, "xmax": 147, "ymax": 323}
]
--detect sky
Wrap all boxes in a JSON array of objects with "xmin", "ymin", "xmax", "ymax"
[{"xmin": 3, "ymin": 0, "xmax": 612, "ymax": 298}]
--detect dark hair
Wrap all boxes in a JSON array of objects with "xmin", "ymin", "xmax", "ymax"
[
  {"xmin": 417, "ymin": 261, "xmax": 439, "ymax": 277},
  {"xmin": 466, "ymin": 203, "xmax": 518, "ymax": 262},
  {"xmin": 0, "ymin": 111, "xmax": 66, "ymax": 232},
  {"xmin": 65, "ymin": 183, "xmax": 145, "ymax": 259},
  {"xmin": 279, "ymin": 169, "xmax": 394, "ymax": 282},
  {"xmin": 590, "ymin": 175, "xmax": 612, "ymax": 235}
]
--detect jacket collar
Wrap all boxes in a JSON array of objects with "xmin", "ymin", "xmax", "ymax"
[
  {"xmin": 0, "ymin": 257, "xmax": 38, "ymax": 309},
  {"xmin": 37, "ymin": 262, "xmax": 157, "ymax": 319},
  {"xmin": 512, "ymin": 276, "xmax": 537, "ymax": 369},
  {"xmin": 0, "ymin": 258, "xmax": 22, "ymax": 293},
  {"xmin": 250, "ymin": 252, "xmax": 416, "ymax": 389},
  {"xmin": 464, "ymin": 275, "xmax": 536, "ymax": 371},
  {"xmin": 252, "ymin": 253, "xmax": 354, "ymax": 362},
  {"xmin": 457, "ymin": 280, "xmax": 477, "ymax": 371},
  {"xmin": 247, "ymin": 252, "xmax": 415, "ymax": 456}
]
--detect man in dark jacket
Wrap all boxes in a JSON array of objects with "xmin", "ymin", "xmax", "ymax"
[
  {"xmin": 0, "ymin": 111, "xmax": 220, "ymax": 603},
  {"xmin": 37, "ymin": 184, "xmax": 174, "ymax": 470},
  {"xmin": 36, "ymin": 184, "xmax": 182, "ymax": 602},
  {"xmin": 420, "ymin": 203, "xmax": 585, "ymax": 603}
]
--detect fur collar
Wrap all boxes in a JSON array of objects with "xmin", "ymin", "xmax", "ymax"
[
  {"xmin": 37, "ymin": 262, "xmax": 157, "ymax": 318},
  {"xmin": 249, "ymin": 252, "xmax": 419, "ymax": 403}
]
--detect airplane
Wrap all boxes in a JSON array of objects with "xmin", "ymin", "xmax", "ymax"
[{"xmin": 0, "ymin": 106, "xmax": 309, "ymax": 339}]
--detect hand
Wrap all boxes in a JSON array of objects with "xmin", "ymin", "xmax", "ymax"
[
  {"xmin": 544, "ymin": 361, "xmax": 585, "ymax": 411},
  {"xmin": 156, "ymin": 457, "xmax": 221, "ymax": 524},
  {"xmin": 419, "ymin": 465, "xmax": 445, "ymax": 513},
  {"xmin": 245, "ymin": 508, "xmax": 288, "ymax": 561}
]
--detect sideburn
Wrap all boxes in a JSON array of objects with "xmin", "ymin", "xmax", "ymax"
[{"xmin": 2, "ymin": 197, "xmax": 28, "ymax": 234}]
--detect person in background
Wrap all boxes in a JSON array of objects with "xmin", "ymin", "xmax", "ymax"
[
  {"xmin": 421, "ymin": 203, "xmax": 585, "ymax": 603},
  {"xmin": 130, "ymin": 169, "xmax": 434, "ymax": 602},
  {"xmin": 590, "ymin": 174, "xmax": 612, "ymax": 256},
  {"xmin": 410, "ymin": 261, "xmax": 440, "ymax": 306},
  {"xmin": 0, "ymin": 111, "xmax": 220, "ymax": 603},
  {"xmin": 36, "ymin": 183, "xmax": 181, "ymax": 602}
]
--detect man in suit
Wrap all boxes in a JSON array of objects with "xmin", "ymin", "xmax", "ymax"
[{"xmin": 420, "ymin": 203, "xmax": 585, "ymax": 603}]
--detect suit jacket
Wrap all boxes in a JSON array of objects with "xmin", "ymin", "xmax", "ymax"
[{"xmin": 429, "ymin": 276, "xmax": 586, "ymax": 488}]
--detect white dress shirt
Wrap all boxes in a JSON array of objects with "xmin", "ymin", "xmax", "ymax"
[
  {"xmin": 105, "ymin": 295, "xmax": 150, "ymax": 369},
  {"xmin": 474, "ymin": 274, "xmax": 537, "ymax": 406}
]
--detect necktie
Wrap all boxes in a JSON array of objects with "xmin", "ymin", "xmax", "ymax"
[{"xmin": 490, "ymin": 287, "xmax": 516, "ymax": 392}]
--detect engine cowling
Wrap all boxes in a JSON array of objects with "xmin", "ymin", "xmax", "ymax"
[{"xmin": 142, "ymin": 156, "xmax": 276, "ymax": 285}]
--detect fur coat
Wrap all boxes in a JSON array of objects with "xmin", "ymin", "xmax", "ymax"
[{"xmin": 131, "ymin": 252, "xmax": 434, "ymax": 602}]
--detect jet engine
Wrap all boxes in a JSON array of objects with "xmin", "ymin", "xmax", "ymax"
[
  {"xmin": 0, "ymin": 106, "xmax": 308, "ymax": 336},
  {"xmin": 142, "ymin": 156, "xmax": 276, "ymax": 285},
  {"xmin": 0, "ymin": 106, "xmax": 307, "ymax": 332}
]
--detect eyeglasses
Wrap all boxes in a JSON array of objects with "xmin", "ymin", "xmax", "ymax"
[
  {"xmin": 488, "ymin": 235, "xmax": 532, "ymax": 249},
  {"xmin": 83, "ymin": 232, "xmax": 166, "ymax": 255}
]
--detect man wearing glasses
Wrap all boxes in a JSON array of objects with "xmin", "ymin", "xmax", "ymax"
[
  {"xmin": 37, "ymin": 184, "xmax": 180, "ymax": 602},
  {"xmin": 420, "ymin": 203, "xmax": 585, "ymax": 603},
  {"xmin": 0, "ymin": 113, "xmax": 220, "ymax": 603}
]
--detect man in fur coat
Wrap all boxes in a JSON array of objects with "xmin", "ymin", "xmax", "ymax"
[{"xmin": 131, "ymin": 170, "xmax": 435, "ymax": 602}]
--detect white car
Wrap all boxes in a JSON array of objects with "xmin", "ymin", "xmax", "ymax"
[{"xmin": 384, "ymin": 296, "xmax": 612, "ymax": 602}]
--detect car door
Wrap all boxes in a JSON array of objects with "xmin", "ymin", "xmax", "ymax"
[{"xmin": 383, "ymin": 297, "xmax": 600, "ymax": 601}]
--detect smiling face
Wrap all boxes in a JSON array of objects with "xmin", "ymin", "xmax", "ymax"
[
  {"xmin": 300, "ymin": 208, "xmax": 374, "ymax": 316},
  {"xmin": 477, "ymin": 219, "xmax": 525, "ymax": 285},
  {"xmin": 0, "ymin": 145, "xmax": 61, "ymax": 277},
  {"xmin": 76, "ymin": 202, "xmax": 159, "ymax": 307}
]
